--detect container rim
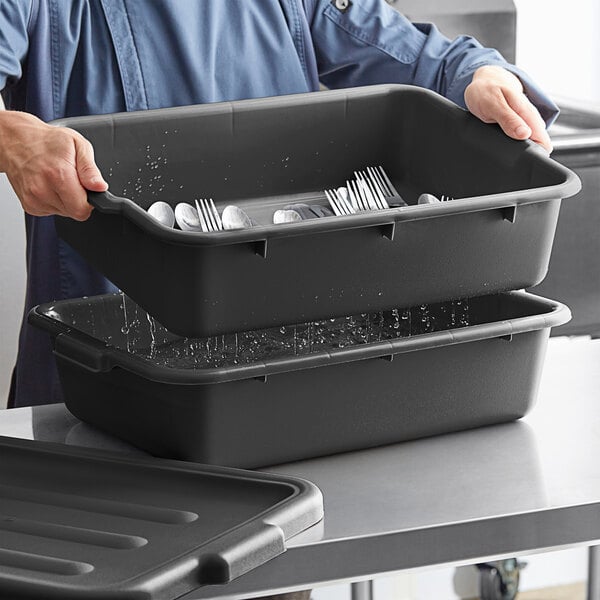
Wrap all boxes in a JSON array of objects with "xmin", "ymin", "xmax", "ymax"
[
  {"xmin": 54, "ymin": 84, "xmax": 582, "ymax": 247},
  {"xmin": 30, "ymin": 291, "xmax": 571, "ymax": 386}
]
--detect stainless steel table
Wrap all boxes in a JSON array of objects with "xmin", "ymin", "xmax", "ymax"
[{"xmin": 2, "ymin": 337, "xmax": 600, "ymax": 599}]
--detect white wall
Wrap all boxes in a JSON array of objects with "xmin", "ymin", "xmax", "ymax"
[
  {"xmin": 514, "ymin": 0, "xmax": 600, "ymax": 102},
  {"xmin": 0, "ymin": 173, "xmax": 25, "ymax": 408}
]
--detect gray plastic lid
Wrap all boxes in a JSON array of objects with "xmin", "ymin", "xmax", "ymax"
[{"xmin": 0, "ymin": 436, "xmax": 323, "ymax": 599}]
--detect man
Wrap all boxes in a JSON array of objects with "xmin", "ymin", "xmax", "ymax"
[{"xmin": 0, "ymin": 0, "xmax": 556, "ymax": 409}]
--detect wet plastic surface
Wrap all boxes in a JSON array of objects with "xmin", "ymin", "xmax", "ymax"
[
  {"xmin": 53, "ymin": 85, "xmax": 580, "ymax": 337},
  {"xmin": 0, "ymin": 436, "xmax": 323, "ymax": 599},
  {"xmin": 30, "ymin": 291, "xmax": 570, "ymax": 468}
]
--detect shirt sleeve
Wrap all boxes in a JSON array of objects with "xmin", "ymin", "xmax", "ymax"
[
  {"xmin": 0, "ymin": 1, "xmax": 33, "ymax": 91},
  {"xmin": 307, "ymin": 0, "xmax": 559, "ymax": 127}
]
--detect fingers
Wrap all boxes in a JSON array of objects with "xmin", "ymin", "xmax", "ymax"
[
  {"xmin": 486, "ymin": 90, "xmax": 532, "ymax": 140},
  {"xmin": 51, "ymin": 160, "xmax": 94, "ymax": 221},
  {"xmin": 503, "ymin": 89, "xmax": 553, "ymax": 152},
  {"xmin": 12, "ymin": 166, "xmax": 93, "ymax": 221},
  {"xmin": 464, "ymin": 66, "xmax": 553, "ymax": 153},
  {"xmin": 0, "ymin": 113, "xmax": 107, "ymax": 221},
  {"xmin": 73, "ymin": 134, "xmax": 108, "ymax": 192}
]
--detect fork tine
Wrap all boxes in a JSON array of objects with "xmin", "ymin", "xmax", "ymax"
[
  {"xmin": 346, "ymin": 181, "xmax": 359, "ymax": 211},
  {"xmin": 194, "ymin": 199, "xmax": 210, "ymax": 232},
  {"xmin": 371, "ymin": 166, "xmax": 390, "ymax": 197},
  {"xmin": 329, "ymin": 189, "xmax": 344, "ymax": 215},
  {"xmin": 349, "ymin": 181, "xmax": 361, "ymax": 210},
  {"xmin": 362, "ymin": 171, "xmax": 385, "ymax": 210},
  {"xmin": 336, "ymin": 189, "xmax": 351, "ymax": 215},
  {"xmin": 200, "ymin": 199, "xmax": 217, "ymax": 231},
  {"xmin": 204, "ymin": 198, "xmax": 219, "ymax": 230},
  {"xmin": 209, "ymin": 198, "xmax": 223, "ymax": 230},
  {"xmin": 325, "ymin": 189, "xmax": 342, "ymax": 216},
  {"xmin": 377, "ymin": 166, "xmax": 396, "ymax": 197},
  {"xmin": 359, "ymin": 180, "xmax": 370, "ymax": 210},
  {"xmin": 356, "ymin": 175, "xmax": 377, "ymax": 211},
  {"xmin": 334, "ymin": 191, "xmax": 349, "ymax": 215},
  {"xmin": 332, "ymin": 188, "xmax": 346, "ymax": 215},
  {"xmin": 367, "ymin": 167, "xmax": 389, "ymax": 208},
  {"xmin": 336, "ymin": 187, "xmax": 355, "ymax": 214},
  {"xmin": 352, "ymin": 180, "xmax": 366, "ymax": 211}
]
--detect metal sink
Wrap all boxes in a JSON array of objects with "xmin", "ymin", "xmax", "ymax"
[{"xmin": 531, "ymin": 97, "xmax": 600, "ymax": 337}]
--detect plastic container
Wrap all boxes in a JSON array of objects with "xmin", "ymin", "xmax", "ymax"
[
  {"xmin": 0, "ymin": 435, "xmax": 323, "ymax": 600},
  {"xmin": 53, "ymin": 85, "xmax": 580, "ymax": 337},
  {"xmin": 530, "ymin": 97, "xmax": 600, "ymax": 337},
  {"xmin": 30, "ymin": 291, "xmax": 570, "ymax": 468}
]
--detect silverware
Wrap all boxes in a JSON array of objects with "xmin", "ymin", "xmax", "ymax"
[
  {"xmin": 325, "ymin": 188, "xmax": 356, "ymax": 216},
  {"xmin": 273, "ymin": 209, "xmax": 303, "ymax": 224},
  {"xmin": 417, "ymin": 193, "xmax": 440, "ymax": 205},
  {"xmin": 417, "ymin": 193, "xmax": 455, "ymax": 205},
  {"xmin": 222, "ymin": 205, "xmax": 254, "ymax": 230},
  {"xmin": 325, "ymin": 165, "xmax": 398, "ymax": 215},
  {"xmin": 354, "ymin": 171, "xmax": 382, "ymax": 210},
  {"xmin": 174, "ymin": 202, "xmax": 203, "ymax": 231},
  {"xmin": 195, "ymin": 198, "xmax": 223, "ymax": 232},
  {"xmin": 147, "ymin": 201, "xmax": 175, "ymax": 227},
  {"xmin": 176, "ymin": 199, "xmax": 255, "ymax": 232},
  {"xmin": 273, "ymin": 203, "xmax": 333, "ymax": 223}
]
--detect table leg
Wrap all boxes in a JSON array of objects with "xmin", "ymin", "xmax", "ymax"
[
  {"xmin": 351, "ymin": 580, "xmax": 373, "ymax": 600},
  {"xmin": 588, "ymin": 546, "xmax": 600, "ymax": 600}
]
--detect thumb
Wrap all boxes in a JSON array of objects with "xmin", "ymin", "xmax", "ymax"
[{"xmin": 74, "ymin": 136, "xmax": 108, "ymax": 191}]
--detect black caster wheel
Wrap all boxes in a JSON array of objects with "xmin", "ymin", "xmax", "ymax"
[
  {"xmin": 479, "ymin": 565, "xmax": 504, "ymax": 600},
  {"xmin": 476, "ymin": 558, "xmax": 524, "ymax": 600}
]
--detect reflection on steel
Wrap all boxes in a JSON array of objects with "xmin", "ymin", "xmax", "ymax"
[{"xmin": 351, "ymin": 580, "xmax": 373, "ymax": 600}]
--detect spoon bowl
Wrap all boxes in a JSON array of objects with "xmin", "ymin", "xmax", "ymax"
[
  {"xmin": 222, "ymin": 205, "xmax": 254, "ymax": 230},
  {"xmin": 147, "ymin": 201, "xmax": 175, "ymax": 228},
  {"xmin": 175, "ymin": 203, "xmax": 203, "ymax": 231}
]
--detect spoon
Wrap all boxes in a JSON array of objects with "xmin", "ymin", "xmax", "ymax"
[
  {"xmin": 222, "ymin": 205, "xmax": 254, "ymax": 230},
  {"xmin": 174, "ymin": 202, "xmax": 203, "ymax": 231},
  {"xmin": 273, "ymin": 209, "xmax": 303, "ymax": 224},
  {"xmin": 147, "ymin": 201, "xmax": 175, "ymax": 227},
  {"xmin": 417, "ymin": 193, "xmax": 440, "ymax": 205}
]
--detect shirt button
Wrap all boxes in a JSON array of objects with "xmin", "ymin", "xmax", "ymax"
[{"xmin": 333, "ymin": 0, "xmax": 351, "ymax": 12}]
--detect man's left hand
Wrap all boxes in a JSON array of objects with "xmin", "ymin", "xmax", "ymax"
[{"xmin": 464, "ymin": 65, "xmax": 553, "ymax": 153}]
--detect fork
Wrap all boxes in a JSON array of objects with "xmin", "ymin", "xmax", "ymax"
[
  {"xmin": 332, "ymin": 166, "xmax": 395, "ymax": 214},
  {"xmin": 325, "ymin": 188, "xmax": 356, "ymax": 216},
  {"xmin": 195, "ymin": 198, "xmax": 223, "ymax": 232},
  {"xmin": 355, "ymin": 167, "xmax": 393, "ymax": 209}
]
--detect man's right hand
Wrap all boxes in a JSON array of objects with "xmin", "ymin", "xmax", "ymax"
[{"xmin": 0, "ymin": 110, "xmax": 107, "ymax": 221}]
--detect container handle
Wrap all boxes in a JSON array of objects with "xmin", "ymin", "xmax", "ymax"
[
  {"xmin": 87, "ymin": 190, "xmax": 127, "ymax": 214},
  {"xmin": 53, "ymin": 333, "xmax": 113, "ymax": 373}
]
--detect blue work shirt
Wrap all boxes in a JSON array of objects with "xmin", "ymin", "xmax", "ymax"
[{"xmin": 1, "ymin": 0, "xmax": 558, "ymax": 408}]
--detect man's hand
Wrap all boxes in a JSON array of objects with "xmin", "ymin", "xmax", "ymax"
[
  {"xmin": 0, "ymin": 111, "xmax": 107, "ymax": 221},
  {"xmin": 464, "ymin": 65, "xmax": 553, "ymax": 153}
]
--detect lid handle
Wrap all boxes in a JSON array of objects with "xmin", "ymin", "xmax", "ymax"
[{"xmin": 196, "ymin": 522, "xmax": 286, "ymax": 584}]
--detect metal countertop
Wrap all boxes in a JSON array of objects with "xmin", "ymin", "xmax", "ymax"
[{"xmin": 1, "ymin": 336, "xmax": 599, "ymax": 598}]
